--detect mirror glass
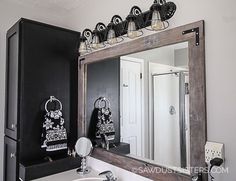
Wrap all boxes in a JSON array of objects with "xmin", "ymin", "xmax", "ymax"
[
  {"xmin": 75, "ymin": 137, "xmax": 93, "ymax": 157},
  {"xmin": 86, "ymin": 42, "xmax": 190, "ymax": 173}
]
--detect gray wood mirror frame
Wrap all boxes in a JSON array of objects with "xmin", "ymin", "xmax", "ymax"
[{"xmin": 78, "ymin": 20, "xmax": 206, "ymax": 181}]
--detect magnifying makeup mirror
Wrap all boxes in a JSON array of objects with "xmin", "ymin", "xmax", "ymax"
[{"xmin": 75, "ymin": 137, "xmax": 93, "ymax": 175}]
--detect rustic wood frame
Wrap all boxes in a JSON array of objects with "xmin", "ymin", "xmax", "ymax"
[{"xmin": 78, "ymin": 20, "xmax": 206, "ymax": 181}]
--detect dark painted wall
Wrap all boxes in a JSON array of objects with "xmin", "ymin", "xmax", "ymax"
[{"xmin": 86, "ymin": 58, "xmax": 120, "ymax": 144}]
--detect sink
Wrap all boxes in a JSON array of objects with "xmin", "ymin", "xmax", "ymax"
[{"xmin": 73, "ymin": 178, "xmax": 104, "ymax": 181}]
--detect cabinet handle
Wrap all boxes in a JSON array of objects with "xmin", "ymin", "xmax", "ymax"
[
  {"xmin": 11, "ymin": 124, "xmax": 16, "ymax": 129},
  {"xmin": 10, "ymin": 153, "xmax": 16, "ymax": 158}
]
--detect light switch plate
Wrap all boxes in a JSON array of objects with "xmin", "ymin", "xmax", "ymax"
[{"xmin": 205, "ymin": 141, "xmax": 224, "ymax": 164}]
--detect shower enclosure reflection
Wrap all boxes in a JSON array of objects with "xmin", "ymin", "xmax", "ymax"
[
  {"xmin": 86, "ymin": 42, "xmax": 190, "ymax": 173},
  {"xmin": 152, "ymin": 71, "xmax": 189, "ymax": 169}
]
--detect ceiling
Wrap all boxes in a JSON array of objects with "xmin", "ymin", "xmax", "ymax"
[{"xmin": 7, "ymin": 0, "xmax": 84, "ymax": 12}]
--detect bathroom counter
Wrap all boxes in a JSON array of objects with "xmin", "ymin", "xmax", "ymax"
[
  {"xmin": 32, "ymin": 157, "xmax": 152, "ymax": 181},
  {"xmin": 32, "ymin": 168, "xmax": 103, "ymax": 181}
]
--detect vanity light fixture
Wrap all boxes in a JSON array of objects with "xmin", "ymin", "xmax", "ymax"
[
  {"xmin": 126, "ymin": 6, "xmax": 144, "ymax": 39},
  {"xmin": 91, "ymin": 23, "xmax": 106, "ymax": 50},
  {"xmin": 78, "ymin": 37, "xmax": 87, "ymax": 55},
  {"xmin": 106, "ymin": 15, "xmax": 124, "ymax": 45},
  {"xmin": 107, "ymin": 23, "xmax": 117, "ymax": 44},
  {"xmin": 148, "ymin": 0, "xmax": 169, "ymax": 31},
  {"xmin": 78, "ymin": 0, "xmax": 176, "ymax": 56},
  {"xmin": 91, "ymin": 30, "xmax": 101, "ymax": 49},
  {"xmin": 78, "ymin": 29, "xmax": 93, "ymax": 56},
  {"xmin": 159, "ymin": 0, "xmax": 176, "ymax": 21},
  {"xmin": 145, "ymin": 0, "xmax": 176, "ymax": 31}
]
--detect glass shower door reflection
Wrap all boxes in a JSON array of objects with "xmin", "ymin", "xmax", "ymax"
[{"xmin": 153, "ymin": 72, "xmax": 189, "ymax": 169}]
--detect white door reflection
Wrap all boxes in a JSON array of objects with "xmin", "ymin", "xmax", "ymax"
[{"xmin": 120, "ymin": 58, "xmax": 143, "ymax": 157}]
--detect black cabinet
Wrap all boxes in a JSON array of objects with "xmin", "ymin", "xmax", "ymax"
[
  {"xmin": 4, "ymin": 18, "xmax": 81, "ymax": 181},
  {"xmin": 4, "ymin": 137, "xmax": 18, "ymax": 181},
  {"xmin": 5, "ymin": 23, "xmax": 19, "ymax": 139}
]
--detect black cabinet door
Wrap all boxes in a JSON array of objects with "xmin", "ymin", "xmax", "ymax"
[
  {"xmin": 18, "ymin": 19, "xmax": 79, "ymax": 162},
  {"xmin": 5, "ymin": 21, "xmax": 20, "ymax": 140},
  {"xmin": 4, "ymin": 136, "xmax": 18, "ymax": 181}
]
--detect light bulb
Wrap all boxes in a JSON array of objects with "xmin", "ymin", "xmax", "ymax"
[
  {"xmin": 107, "ymin": 29, "xmax": 118, "ymax": 45},
  {"xmin": 151, "ymin": 10, "xmax": 165, "ymax": 31},
  {"xmin": 127, "ymin": 21, "xmax": 138, "ymax": 39},
  {"xmin": 91, "ymin": 35, "xmax": 100, "ymax": 49},
  {"xmin": 78, "ymin": 41, "xmax": 88, "ymax": 55}
]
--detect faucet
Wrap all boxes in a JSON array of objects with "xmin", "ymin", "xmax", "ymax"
[
  {"xmin": 99, "ymin": 171, "xmax": 117, "ymax": 181},
  {"xmin": 101, "ymin": 134, "xmax": 110, "ymax": 150},
  {"xmin": 192, "ymin": 173, "xmax": 202, "ymax": 181}
]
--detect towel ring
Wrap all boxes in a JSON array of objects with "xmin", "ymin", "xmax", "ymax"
[
  {"xmin": 99, "ymin": 97, "xmax": 110, "ymax": 109},
  {"xmin": 45, "ymin": 96, "xmax": 62, "ymax": 113},
  {"xmin": 94, "ymin": 97, "xmax": 102, "ymax": 108},
  {"xmin": 94, "ymin": 97, "xmax": 106, "ymax": 108},
  {"xmin": 94, "ymin": 97, "xmax": 111, "ymax": 109}
]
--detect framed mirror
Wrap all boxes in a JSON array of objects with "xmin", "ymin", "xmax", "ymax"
[{"xmin": 78, "ymin": 21, "xmax": 206, "ymax": 181}]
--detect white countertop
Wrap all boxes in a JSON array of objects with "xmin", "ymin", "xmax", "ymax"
[
  {"xmin": 32, "ymin": 168, "xmax": 104, "ymax": 181},
  {"xmin": 32, "ymin": 157, "xmax": 152, "ymax": 181}
]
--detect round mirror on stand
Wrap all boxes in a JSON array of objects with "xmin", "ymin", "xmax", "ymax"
[{"xmin": 75, "ymin": 137, "xmax": 93, "ymax": 175}]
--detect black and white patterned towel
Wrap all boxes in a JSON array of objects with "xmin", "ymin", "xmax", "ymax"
[
  {"xmin": 95, "ymin": 98, "xmax": 115, "ymax": 141},
  {"xmin": 41, "ymin": 108, "xmax": 68, "ymax": 152}
]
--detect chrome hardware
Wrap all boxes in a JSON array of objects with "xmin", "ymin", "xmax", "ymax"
[
  {"xmin": 71, "ymin": 149, "xmax": 76, "ymax": 158},
  {"xmin": 169, "ymin": 105, "xmax": 176, "ymax": 115},
  {"xmin": 11, "ymin": 124, "xmax": 16, "ymax": 129},
  {"xmin": 45, "ymin": 96, "xmax": 62, "ymax": 113},
  {"xmin": 67, "ymin": 148, "xmax": 72, "ymax": 156},
  {"xmin": 191, "ymin": 173, "xmax": 202, "ymax": 181},
  {"xmin": 101, "ymin": 134, "xmax": 110, "ymax": 151},
  {"xmin": 75, "ymin": 137, "xmax": 93, "ymax": 175},
  {"xmin": 68, "ymin": 148, "xmax": 76, "ymax": 158},
  {"xmin": 10, "ymin": 153, "xmax": 15, "ymax": 158},
  {"xmin": 77, "ymin": 157, "xmax": 91, "ymax": 175},
  {"xmin": 99, "ymin": 171, "xmax": 117, "ymax": 181}
]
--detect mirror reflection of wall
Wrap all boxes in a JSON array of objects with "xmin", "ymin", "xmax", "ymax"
[
  {"xmin": 87, "ymin": 42, "xmax": 190, "ymax": 173},
  {"xmin": 86, "ymin": 58, "xmax": 120, "ymax": 144}
]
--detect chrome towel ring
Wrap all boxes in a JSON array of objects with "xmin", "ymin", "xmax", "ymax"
[
  {"xmin": 45, "ymin": 96, "xmax": 62, "ymax": 113},
  {"xmin": 94, "ymin": 97, "xmax": 111, "ymax": 109}
]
